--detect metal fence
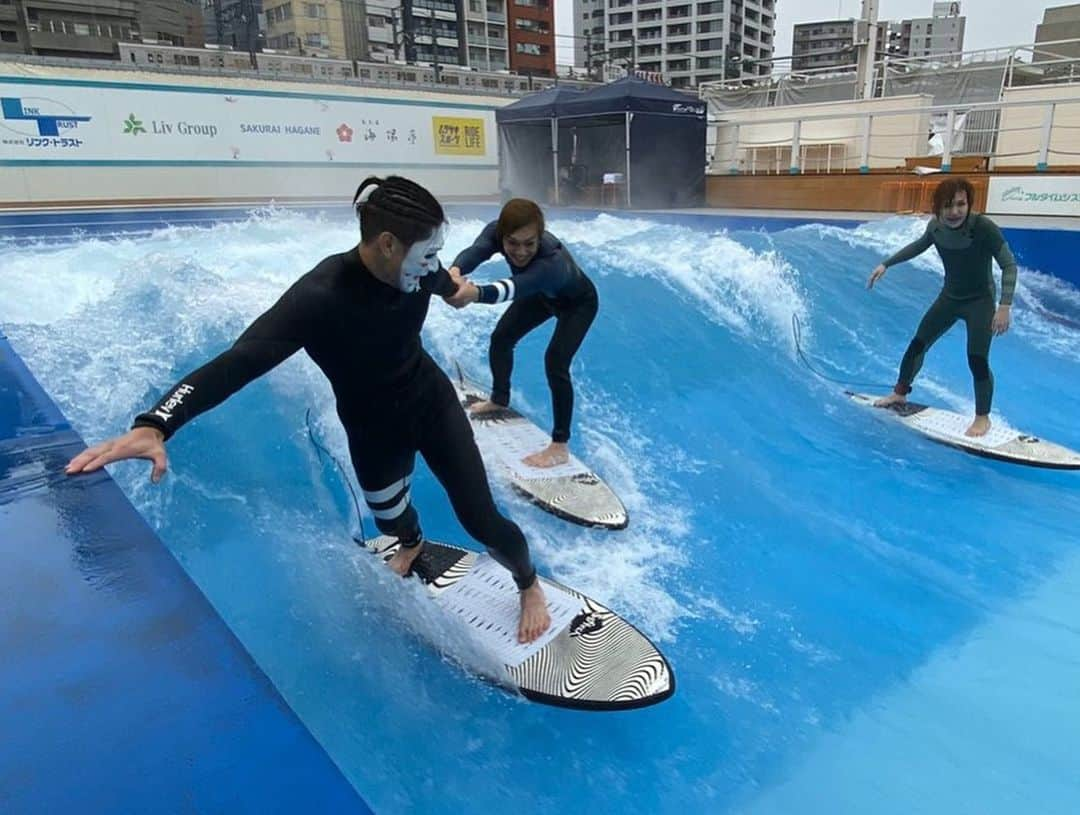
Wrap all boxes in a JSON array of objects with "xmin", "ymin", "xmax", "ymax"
[{"xmin": 708, "ymin": 93, "xmax": 1080, "ymax": 176}]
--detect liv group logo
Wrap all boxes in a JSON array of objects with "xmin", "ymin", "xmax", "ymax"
[
  {"xmin": 0, "ymin": 96, "xmax": 92, "ymax": 136},
  {"xmin": 123, "ymin": 113, "xmax": 147, "ymax": 135}
]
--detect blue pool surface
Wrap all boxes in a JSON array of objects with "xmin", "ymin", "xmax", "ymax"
[
  {"xmin": 1, "ymin": 204, "xmax": 1078, "ymax": 814},
  {"xmin": 0, "ymin": 333, "xmax": 370, "ymax": 813}
]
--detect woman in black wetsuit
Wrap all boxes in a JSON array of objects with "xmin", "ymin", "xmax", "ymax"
[{"xmin": 446, "ymin": 199, "xmax": 598, "ymax": 468}]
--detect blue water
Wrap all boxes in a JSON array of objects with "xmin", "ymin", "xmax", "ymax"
[{"xmin": 3, "ymin": 207, "xmax": 1079, "ymax": 814}]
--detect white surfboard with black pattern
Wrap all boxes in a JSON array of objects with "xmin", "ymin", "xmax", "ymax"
[
  {"xmin": 362, "ymin": 536, "xmax": 675, "ymax": 710},
  {"xmin": 848, "ymin": 392, "xmax": 1080, "ymax": 469},
  {"xmin": 451, "ymin": 362, "xmax": 628, "ymax": 529}
]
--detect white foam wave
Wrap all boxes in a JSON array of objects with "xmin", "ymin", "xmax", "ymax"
[{"xmin": 426, "ymin": 296, "xmax": 694, "ymax": 644}]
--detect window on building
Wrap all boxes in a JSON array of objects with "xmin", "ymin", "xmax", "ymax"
[
  {"xmin": 267, "ymin": 4, "xmax": 294, "ymax": 23},
  {"xmin": 0, "ymin": 29, "xmax": 18, "ymax": 43},
  {"xmin": 516, "ymin": 18, "xmax": 550, "ymax": 33},
  {"xmin": 515, "ymin": 41, "xmax": 548, "ymax": 55}
]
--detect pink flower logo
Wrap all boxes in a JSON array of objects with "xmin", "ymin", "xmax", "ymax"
[{"xmin": 337, "ymin": 123, "xmax": 353, "ymax": 143}]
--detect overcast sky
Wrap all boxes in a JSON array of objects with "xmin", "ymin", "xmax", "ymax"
[{"xmin": 555, "ymin": 0, "xmax": 1053, "ymax": 66}]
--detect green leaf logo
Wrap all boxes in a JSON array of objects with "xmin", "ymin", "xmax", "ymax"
[{"xmin": 123, "ymin": 114, "xmax": 146, "ymax": 135}]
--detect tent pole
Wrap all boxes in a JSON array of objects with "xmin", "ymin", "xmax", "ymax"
[
  {"xmin": 624, "ymin": 111, "xmax": 632, "ymax": 208},
  {"xmin": 551, "ymin": 116, "xmax": 559, "ymax": 206}
]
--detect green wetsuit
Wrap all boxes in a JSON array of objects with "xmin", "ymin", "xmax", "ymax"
[{"xmin": 882, "ymin": 212, "xmax": 1018, "ymax": 415}]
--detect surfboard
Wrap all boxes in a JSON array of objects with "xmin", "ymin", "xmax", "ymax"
[
  {"xmin": 361, "ymin": 535, "xmax": 674, "ymax": 710},
  {"xmin": 847, "ymin": 391, "xmax": 1080, "ymax": 469},
  {"xmin": 451, "ymin": 363, "xmax": 628, "ymax": 529}
]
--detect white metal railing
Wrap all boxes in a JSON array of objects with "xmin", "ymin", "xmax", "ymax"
[
  {"xmin": 701, "ymin": 37, "xmax": 1080, "ymax": 102},
  {"xmin": 708, "ymin": 93, "xmax": 1080, "ymax": 175}
]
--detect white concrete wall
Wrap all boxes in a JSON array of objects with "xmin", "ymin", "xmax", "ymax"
[
  {"xmin": 994, "ymin": 84, "xmax": 1080, "ymax": 170},
  {"xmin": 709, "ymin": 95, "xmax": 933, "ymax": 173},
  {"xmin": 0, "ymin": 63, "xmax": 512, "ymax": 209}
]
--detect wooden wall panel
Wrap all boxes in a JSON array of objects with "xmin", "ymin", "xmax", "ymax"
[{"xmin": 705, "ymin": 172, "xmax": 1000, "ymax": 213}]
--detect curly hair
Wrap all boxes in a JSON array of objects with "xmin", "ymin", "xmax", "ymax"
[{"xmin": 931, "ymin": 177, "xmax": 976, "ymax": 217}]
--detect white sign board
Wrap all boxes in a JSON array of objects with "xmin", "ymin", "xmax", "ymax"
[
  {"xmin": 0, "ymin": 80, "xmax": 495, "ymax": 166},
  {"xmin": 986, "ymin": 175, "xmax": 1080, "ymax": 218}
]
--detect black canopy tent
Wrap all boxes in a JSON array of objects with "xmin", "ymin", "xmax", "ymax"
[
  {"xmin": 557, "ymin": 76, "xmax": 707, "ymax": 208},
  {"xmin": 495, "ymin": 86, "xmax": 584, "ymax": 205},
  {"xmin": 495, "ymin": 77, "xmax": 707, "ymax": 209}
]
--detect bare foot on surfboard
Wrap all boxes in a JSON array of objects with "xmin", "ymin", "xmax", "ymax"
[
  {"xmin": 387, "ymin": 540, "xmax": 424, "ymax": 576},
  {"xmin": 965, "ymin": 415, "xmax": 991, "ymax": 437},
  {"xmin": 518, "ymin": 582, "xmax": 551, "ymax": 643},
  {"xmin": 469, "ymin": 399, "xmax": 502, "ymax": 415},
  {"xmin": 523, "ymin": 442, "xmax": 569, "ymax": 469},
  {"xmin": 874, "ymin": 392, "xmax": 907, "ymax": 409}
]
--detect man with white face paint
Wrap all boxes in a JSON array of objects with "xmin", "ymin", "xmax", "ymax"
[
  {"xmin": 65, "ymin": 176, "xmax": 552, "ymax": 644},
  {"xmin": 399, "ymin": 224, "xmax": 447, "ymax": 293}
]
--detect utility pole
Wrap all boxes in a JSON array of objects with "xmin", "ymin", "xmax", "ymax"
[
  {"xmin": 429, "ymin": 9, "xmax": 441, "ymax": 82},
  {"xmin": 855, "ymin": 0, "xmax": 879, "ymax": 99},
  {"xmin": 391, "ymin": 6, "xmax": 399, "ymax": 61},
  {"xmin": 241, "ymin": 0, "xmax": 258, "ymax": 69}
]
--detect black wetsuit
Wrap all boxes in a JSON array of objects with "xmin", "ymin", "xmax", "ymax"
[
  {"xmin": 453, "ymin": 221, "xmax": 598, "ymax": 444},
  {"xmin": 132, "ymin": 247, "xmax": 537, "ymax": 589},
  {"xmin": 882, "ymin": 213, "xmax": 1018, "ymax": 415}
]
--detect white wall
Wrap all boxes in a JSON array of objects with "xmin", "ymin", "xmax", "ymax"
[
  {"xmin": 0, "ymin": 64, "xmax": 511, "ymax": 208},
  {"xmin": 708, "ymin": 95, "xmax": 933, "ymax": 174},
  {"xmin": 994, "ymin": 85, "xmax": 1080, "ymax": 170}
]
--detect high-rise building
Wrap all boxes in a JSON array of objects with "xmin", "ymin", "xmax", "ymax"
[
  {"xmin": 347, "ymin": 0, "xmax": 538, "ymax": 75},
  {"xmin": 204, "ymin": 0, "xmax": 264, "ymax": 54},
  {"xmin": 361, "ymin": 0, "xmax": 397, "ymax": 62},
  {"xmin": 0, "ymin": 1, "xmax": 29, "ymax": 55},
  {"xmin": 463, "ymin": 0, "xmax": 508, "ymax": 72},
  {"xmin": 573, "ymin": 0, "xmax": 776, "ymax": 88},
  {"xmin": 893, "ymin": 1, "xmax": 964, "ymax": 61},
  {"xmin": 507, "ymin": 0, "xmax": 553, "ymax": 77},
  {"xmin": 361, "ymin": 1, "xmax": 482, "ymax": 72},
  {"xmin": 791, "ymin": 2, "xmax": 963, "ymax": 74},
  {"xmin": 262, "ymin": 0, "xmax": 347, "ymax": 57},
  {"xmin": 142, "ymin": 1, "xmax": 204, "ymax": 48},
  {"xmin": 792, "ymin": 18, "xmax": 893, "ymax": 72},
  {"xmin": 340, "ymin": 0, "xmax": 366, "ymax": 60},
  {"xmin": 1034, "ymin": 4, "xmax": 1080, "ymax": 62},
  {"xmin": 401, "ymin": 0, "xmax": 465, "ymax": 70},
  {"xmin": 573, "ymin": 0, "xmax": 605, "ymax": 75},
  {"xmin": 0, "ymin": 0, "xmax": 202, "ymax": 59}
]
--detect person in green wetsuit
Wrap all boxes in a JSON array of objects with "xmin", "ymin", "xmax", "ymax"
[{"xmin": 867, "ymin": 177, "xmax": 1018, "ymax": 438}]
